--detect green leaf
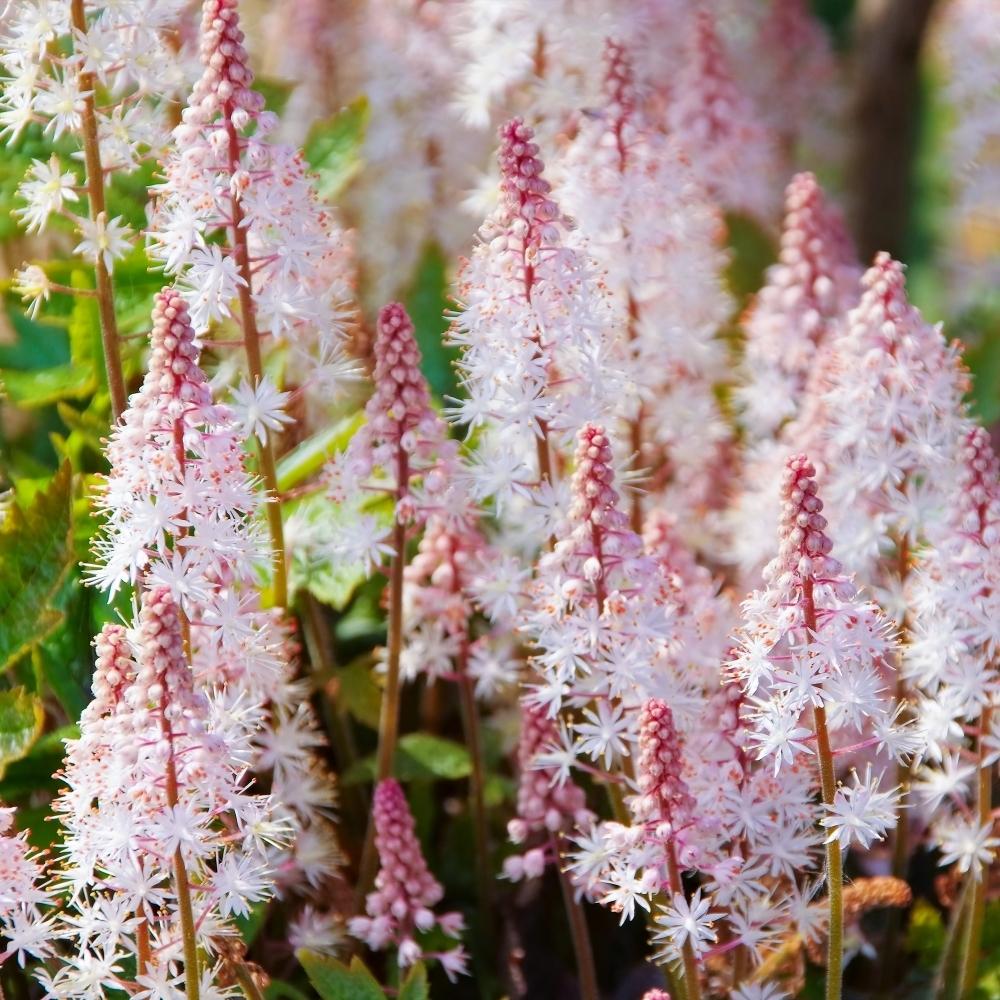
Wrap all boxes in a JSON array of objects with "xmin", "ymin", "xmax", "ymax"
[
  {"xmin": 404, "ymin": 243, "xmax": 457, "ymax": 399},
  {"xmin": 0, "ymin": 307, "xmax": 68, "ymax": 370},
  {"xmin": 285, "ymin": 491, "xmax": 379, "ymax": 611},
  {"xmin": 337, "ymin": 658, "xmax": 382, "ymax": 730},
  {"xmin": 0, "ymin": 723, "xmax": 75, "ymax": 802},
  {"xmin": 344, "ymin": 732, "xmax": 472, "ymax": 784},
  {"xmin": 0, "ymin": 462, "xmax": 73, "ymax": 671},
  {"xmin": 966, "ymin": 326, "xmax": 1000, "ymax": 425},
  {"xmin": 304, "ymin": 97, "xmax": 370, "ymax": 201},
  {"xmin": 398, "ymin": 964, "xmax": 428, "ymax": 1000},
  {"xmin": 36, "ymin": 571, "xmax": 98, "ymax": 720},
  {"xmin": 297, "ymin": 951, "xmax": 386, "ymax": 1000},
  {"xmin": 2, "ymin": 364, "xmax": 95, "ymax": 407},
  {"xmin": 234, "ymin": 901, "xmax": 269, "ymax": 947},
  {"xmin": 264, "ymin": 981, "xmax": 314, "ymax": 1000},
  {"xmin": 724, "ymin": 211, "xmax": 777, "ymax": 302},
  {"xmin": 276, "ymin": 413, "xmax": 364, "ymax": 492},
  {"xmin": 0, "ymin": 687, "xmax": 44, "ymax": 780},
  {"xmin": 907, "ymin": 899, "xmax": 945, "ymax": 972},
  {"xmin": 398, "ymin": 732, "xmax": 471, "ymax": 779},
  {"xmin": 255, "ymin": 77, "xmax": 295, "ymax": 118}
]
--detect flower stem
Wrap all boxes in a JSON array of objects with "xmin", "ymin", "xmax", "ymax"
[
  {"xmin": 554, "ymin": 837, "xmax": 599, "ymax": 1000},
  {"xmin": 625, "ymin": 293, "xmax": 644, "ymax": 535},
  {"xmin": 164, "ymin": 732, "xmax": 200, "ymax": 1000},
  {"xmin": 357, "ymin": 466, "xmax": 408, "ymax": 902},
  {"xmin": 935, "ymin": 876, "xmax": 973, "ymax": 1000},
  {"xmin": 803, "ymin": 578, "xmax": 843, "ymax": 1000},
  {"xmin": 70, "ymin": 0, "xmax": 126, "ymax": 422},
  {"xmin": 136, "ymin": 916, "xmax": 151, "ymax": 977},
  {"xmin": 666, "ymin": 848, "xmax": 702, "ymax": 1000},
  {"xmin": 232, "ymin": 960, "xmax": 267, "ymax": 1000},
  {"xmin": 813, "ymin": 703, "xmax": 844, "ymax": 1000},
  {"xmin": 299, "ymin": 593, "xmax": 367, "ymax": 827},
  {"xmin": 958, "ymin": 704, "xmax": 992, "ymax": 997},
  {"xmin": 224, "ymin": 102, "xmax": 288, "ymax": 608},
  {"xmin": 456, "ymin": 643, "xmax": 494, "ymax": 931}
]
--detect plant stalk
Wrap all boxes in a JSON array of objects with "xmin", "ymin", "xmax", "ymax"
[
  {"xmin": 803, "ymin": 579, "xmax": 843, "ymax": 1000},
  {"xmin": 456, "ymin": 644, "xmax": 494, "ymax": 928},
  {"xmin": 224, "ymin": 102, "xmax": 288, "ymax": 607},
  {"xmin": 555, "ymin": 837, "xmax": 599, "ymax": 1000},
  {"xmin": 666, "ymin": 848, "xmax": 702, "ymax": 1000},
  {"xmin": 813, "ymin": 703, "xmax": 844, "ymax": 1000},
  {"xmin": 232, "ymin": 961, "xmax": 267, "ymax": 1000},
  {"xmin": 357, "ymin": 463, "xmax": 408, "ymax": 902},
  {"xmin": 958, "ymin": 704, "xmax": 992, "ymax": 997},
  {"xmin": 70, "ymin": 0, "xmax": 126, "ymax": 422},
  {"xmin": 164, "ymin": 731, "xmax": 200, "ymax": 1000}
]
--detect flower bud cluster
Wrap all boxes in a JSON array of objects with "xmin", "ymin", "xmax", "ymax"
[{"xmin": 350, "ymin": 780, "xmax": 467, "ymax": 977}]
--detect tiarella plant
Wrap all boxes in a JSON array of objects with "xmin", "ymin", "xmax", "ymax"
[{"xmin": 0, "ymin": 1, "xmax": 998, "ymax": 999}]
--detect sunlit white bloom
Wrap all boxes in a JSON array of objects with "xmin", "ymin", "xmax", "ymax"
[
  {"xmin": 73, "ymin": 213, "xmax": 132, "ymax": 271},
  {"xmin": 231, "ymin": 377, "xmax": 294, "ymax": 444},
  {"xmin": 652, "ymin": 888, "xmax": 723, "ymax": 962}
]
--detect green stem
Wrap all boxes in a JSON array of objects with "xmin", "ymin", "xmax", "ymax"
[
  {"xmin": 958, "ymin": 704, "xmax": 992, "ymax": 997},
  {"xmin": 164, "ymin": 737, "xmax": 200, "ymax": 1000},
  {"xmin": 232, "ymin": 960, "xmax": 267, "ymax": 1000},
  {"xmin": 456, "ymin": 646, "xmax": 494, "ymax": 933},
  {"xmin": 666, "ymin": 849, "xmax": 701, "ymax": 1000},
  {"xmin": 172, "ymin": 846, "xmax": 201, "ymax": 1000},
  {"xmin": 299, "ymin": 592, "xmax": 367, "ymax": 828},
  {"xmin": 936, "ymin": 878, "xmax": 973, "ymax": 1000},
  {"xmin": 813, "ymin": 704, "xmax": 844, "ymax": 1000},
  {"xmin": 356, "ymin": 494, "xmax": 408, "ymax": 904},
  {"xmin": 70, "ymin": 0, "xmax": 126, "ymax": 422},
  {"xmin": 555, "ymin": 838, "xmax": 599, "ymax": 1000},
  {"xmin": 803, "ymin": 578, "xmax": 843, "ymax": 1000},
  {"xmin": 224, "ymin": 100, "xmax": 288, "ymax": 608}
]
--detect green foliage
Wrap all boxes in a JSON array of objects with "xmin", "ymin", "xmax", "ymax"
[
  {"xmin": 405, "ymin": 243, "xmax": 458, "ymax": 399},
  {"xmin": 2, "ymin": 364, "xmax": 94, "ymax": 408},
  {"xmin": 344, "ymin": 732, "xmax": 472, "ymax": 784},
  {"xmin": 398, "ymin": 964, "xmax": 429, "ymax": 1000},
  {"xmin": 285, "ymin": 485, "xmax": 386, "ymax": 611},
  {"xmin": 907, "ymin": 900, "xmax": 945, "ymax": 972},
  {"xmin": 337, "ymin": 657, "xmax": 382, "ymax": 730},
  {"xmin": 724, "ymin": 211, "xmax": 777, "ymax": 303},
  {"xmin": 961, "ymin": 310, "xmax": 1000, "ymax": 425},
  {"xmin": 277, "ymin": 414, "xmax": 365, "ymax": 492},
  {"xmin": 0, "ymin": 307, "xmax": 68, "ymax": 369},
  {"xmin": 972, "ymin": 901, "xmax": 1000, "ymax": 999},
  {"xmin": 255, "ymin": 76, "xmax": 296, "ymax": 119},
  {"xmin": 0, "ymin": 462, "xmax": 73, "ymax": 672},
  {"xmin": 304, "ymin": 97, "xmax": 370, "ymax": 200},
  {"xmin": 0, "ymin": 126, "xmax": 73, "ymax": 241},
  {"xmin": 265, "ymin": 981, "xmax": 314, "ymax": 1000},
  {"xmin": 234, "ymin": 901, "xmax": 270, "ymax": 947},
  {"xmin": 297, "ymin": 952, "xmax": 387, "ymax": 1000},
  {"xmin": 0, "ymin": 687, "xmax": 44, "ymax": 780},
  {"xmin": 0, "ymin": 724, "xmax": 75, "ymax": 820}
]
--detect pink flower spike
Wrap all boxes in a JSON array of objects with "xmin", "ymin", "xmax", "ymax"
[
  {"xmin": 508, "ymin": 701, "xmax": 590, "ymax": 863},
  {"xmin": 738, "ymin": 172, "xmax": 859, "ymax": 439},
  {"xmin": 667, "ymin": 9, "xmax": 780, "ymax": 221},
  {"xmin": 637, "ymin": 699, "xmax": 694, "ymax": 830},
  {"xmin": 773, "ymin": 454, "xmax": 838, "ymax": 585},
  {"xmin": 956, "ymin": 426, "xmax": 1000, "ymax": 539},
  {"xmin": 185, "ymin": 0, "xmax": 265, "ymax": 131},
  {"xmin": 497, "ymin": 117, "xmax": 561, "ymax": 258},
  {"xmin": 351, "ymin": 779, "xmax": 466, "ymax": 972},
  {"xmin": 367, "ymin": 302, "xmax": 437, "ymax": 454}
]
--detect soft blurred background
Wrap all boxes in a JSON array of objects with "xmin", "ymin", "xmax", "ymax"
[{"xmin": 0, "ymin": 1, "xmax": 998, "ymax": 996}]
